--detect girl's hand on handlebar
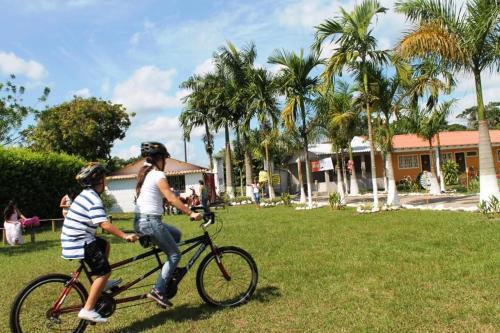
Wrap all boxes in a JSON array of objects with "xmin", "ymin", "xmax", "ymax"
[
  {"xmin": 124, "ymin": 234, "xmax": 139, "ymax": 242},
  {"xmin": 189, "ymin": 212, "xmax": 202, "ymax": 221}
]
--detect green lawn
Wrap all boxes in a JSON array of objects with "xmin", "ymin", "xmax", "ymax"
[{"xmin": 1, "ymin": 206, "xmax": 499, "ymax": 332}]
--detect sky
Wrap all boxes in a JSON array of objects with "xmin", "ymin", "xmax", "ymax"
[{"xmin": 1, "ymin": 0, "xmax": 498, "ymax": 168}]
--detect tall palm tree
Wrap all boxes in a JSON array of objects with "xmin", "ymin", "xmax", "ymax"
[
  {"xmin": 179, "ymin": 73, "xmax": 216, "ymax": 170},
  {"xmin": 247, "ymin": 68, "xmax": 280, "ymax": 199},
  {"xmin": 395, "ymin": 0, "xmax": 500, "ymax": 202},
  {"xmin": 313, "ymin": 0, "xmax": 391, "ymax": 209},
  {"xmin": 216, "ymin": 41, "xmax": 257, "ymax": 198},
  {"xmin": 269, "ymin": 49, "xmax": 321, "ymax": 207},
  {"xmin": 400, "ymin": 101, "xmax": 454, "ymax": 195},
  {"xmin": 314, "ymin": 83, "xmax": 351, "ymax": 201},
  {"xmin": 209, "ymin": 65, "xmax": 238, "ymax": 198},
  {"xmin": 403, "ymin": 58, "xmax": 456, "ymax": 192},
  {"xmin": 369, "ymin": 68, "xmax": 408, "ymax": 206}
]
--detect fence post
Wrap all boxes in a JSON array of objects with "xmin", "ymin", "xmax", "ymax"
[
  {"xmin": 2, "ymin": 228, "xmax": 5, "ymax": 245},
  {"xmin": 52, "ymin": 220, "xmax": 56, "ymax": 232},
  {"xmin": 30, "ymin": 226, "xmax": 35, "ymax": 243}
]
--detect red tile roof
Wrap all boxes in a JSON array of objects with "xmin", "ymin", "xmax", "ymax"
[
  {"xmin": 392, "ymin": 130, "xmax": 500, "ymax": 150},
  {"xmin": 108, "ymin": 157, "xmax": 209, "ymax": 180}
]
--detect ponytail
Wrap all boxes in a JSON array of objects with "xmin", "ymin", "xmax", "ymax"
[{"xmin": 135, "ymin": 155, "xmax": 163, "ymax": 197}]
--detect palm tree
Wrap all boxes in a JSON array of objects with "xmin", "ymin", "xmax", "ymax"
[
  {"xmin": 179, "ymin": 73, "xmax": 216, "ymax": 170},
  {"xmin": 247, "ymin": 68, "xmax": 280, "ymax": 199},
  {"xmin": 402, "ymin": 58, "xmax": 456, "ymax": 192},
  {"xmin": 269, "ymin": 49, "xmax": 321, "ymax": 207},
  {"xmin": 400, "ymin": 101, "xmax": 454, "ymax": 195},
  {"xmin": 369, "ymin": 68, "xmax": 408, "ymax": 206},
  {"xmin": 215, "ymin": 41, "xmax": 257, "ymax": 198},
  {"xmin": 313, "ymin": 0, "xmax": 391, "ymax": 209},
  {"xmin": 395, "ymin": 0, "xmax": 500, "ymax": 202}
]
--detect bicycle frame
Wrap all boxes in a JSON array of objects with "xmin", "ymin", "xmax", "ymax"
[{"xmin": 51, "ymin": 227, "xmax": 229, "ymax": 316}]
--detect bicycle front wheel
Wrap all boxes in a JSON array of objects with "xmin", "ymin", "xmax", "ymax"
[
  {"xmin": 10, "ymin": 274, "xmax": 88, "ymax": 333},
  {"xmin": 196, "ymin": 246, "xmax": 258, "ymax": 307}
]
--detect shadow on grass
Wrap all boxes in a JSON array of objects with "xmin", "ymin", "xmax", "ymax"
[
  {"xmin": 0, "ymin": 239, "xmax": 60, "ymax": 255},
  {"xmin": 111, "ymin": 285, "xmax": 281, "ymax": 332}
]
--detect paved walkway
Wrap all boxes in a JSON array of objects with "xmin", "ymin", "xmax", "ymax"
[{"xmin": 315, "ymin": 193, "xmax": 480, "ymax": 211}]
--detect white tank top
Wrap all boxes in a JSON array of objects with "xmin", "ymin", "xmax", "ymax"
[{"xmin": 135, "ymin": 170, "xmax": 166, "ymax": 215}]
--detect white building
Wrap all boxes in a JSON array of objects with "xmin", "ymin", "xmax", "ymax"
[{"xmin": 106, "ymin": 157, "xmax": 212, "ymax": 213}]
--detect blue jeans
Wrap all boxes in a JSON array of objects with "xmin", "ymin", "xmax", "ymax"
[{"xmin": 134, "ymin": 214, "xmax": 181, "ymax": 295}]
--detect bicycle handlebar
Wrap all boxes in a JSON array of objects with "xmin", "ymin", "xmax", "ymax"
[{"xmin": 190, "ymin": 206, "xmax": 215, "ymax": 227}]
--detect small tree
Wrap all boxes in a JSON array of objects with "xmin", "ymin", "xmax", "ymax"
[{"xmin": 27, "ymin": 97, "xmax": 131, "ymax": 160}]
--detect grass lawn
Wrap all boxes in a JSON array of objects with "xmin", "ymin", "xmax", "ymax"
[{"xmin": 1, "ymin": 206, "xmax": 499, "ymax": 332}]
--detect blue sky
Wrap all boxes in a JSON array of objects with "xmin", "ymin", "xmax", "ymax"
[{"xmin": 1, "ymin": 0, "xmax": 498, "ymax": 167}]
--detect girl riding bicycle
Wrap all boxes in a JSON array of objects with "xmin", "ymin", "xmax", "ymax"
[{"xmin": 134, "ymin": 142, "xmax": 201, "ymax": 307}]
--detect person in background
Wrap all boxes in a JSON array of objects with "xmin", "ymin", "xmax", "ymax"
[
  {"xmin": 134, "ymin": 142, "xmax": 201, "ymax": 308},
  {"xmin": 251, "ymin": 178, "xmax": 261, "ymax": 209},
  {"xmin": 199, "ymin": 179, "xmax": 210, "ymax": 214},
  {"xmin": 3, "ymin": 200, "xmax": 26, "ymax": 245},
  {"xmin": 59, "ymin": 191, "xmax": 75, "ymax": 218},
  {"xmin": 61, "ymin": 163, "xmax": 138, "ymax": 323}
]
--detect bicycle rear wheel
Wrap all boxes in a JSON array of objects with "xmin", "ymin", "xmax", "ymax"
[
  {"xmin": 10, "ymin": 274, "xmax": 88, "ymax": 333},
  {"xmin": 196, "ymin": 246, "xmax": 258, "ymax": 307}
]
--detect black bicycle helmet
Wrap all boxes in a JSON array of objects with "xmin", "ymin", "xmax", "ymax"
[
  {"xmin": 76, "ymin": 162, "xmax": 107, "ymax": 187},
  {"xmin": 141, "ymin": 142, "xmax": 170, "ymax": 158}
]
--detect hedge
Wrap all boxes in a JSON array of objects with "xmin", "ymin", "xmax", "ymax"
[{"xmin": 0, "ymin": 148, "xmax": 85, "ymax": 219}]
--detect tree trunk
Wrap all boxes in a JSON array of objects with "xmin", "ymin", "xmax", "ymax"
[
  {"xmin": 224, "ymin": 123, "xmax": 234, "ymax": 198},
  {"xmin": 364, "ymin": 71, "xmax": 379, "ymax": 208},
  {"xmin": 297, "ymin": 156, "xmax": 306, "ymax": 203},
  {"xmin": 244, "ymin": 148, "xmax": 253, "ymax": 199},
  {"xmin": 205, "ymin": 121, "xmax": 214, "ymax": 171},
  {"xmin": 348, "ymin": 142, "xmax": 360, "ymax": 195},
  {"xmin": 436, "ymin": 133, "xmax": 445, "ymax": 192},
  {"xmin": 335, "ymin": 149, "xmax": 346, "ymax": 203},
  {"xmin": 474, "ymin": 68, "xmax": 499, "ymax": 202},
  {"xmin": 341, "ymin": 151, "xmax": 348, "ymax": 194},
  {"xmin": 381, "ymin": 151, "xmax": 388, "ymax": 193},
  {"xmin": 301, "ymin": 99, "xmax": 313, "ymax": 208},
  {"xmin": 385, "ymin": 150, "xmax": 400, "ymax": 207},
  {"xmin": 265, "ymin": 144, "xmax": 276, "ymax": 199},
  {"xmin": 428, "ymin": 140, "xmax": 441, "ymax": 195}
]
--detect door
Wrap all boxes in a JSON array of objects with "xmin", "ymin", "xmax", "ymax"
[
  {"xmin": 455, "ymin": 152, "xmax": 466, "ymax": 173},
  {"xmin": 420, "ymin": 154, "xmax": 431, "ymax": 172}
]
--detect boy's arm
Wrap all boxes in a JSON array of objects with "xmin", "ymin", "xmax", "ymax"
[{"xmin": 100, "ymin": 221, "xmax": 138, "ymax": 242}]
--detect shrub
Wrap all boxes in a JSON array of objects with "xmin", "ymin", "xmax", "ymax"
[
  {"xmin": 469, "ymin": 177, "xmax": 479, "ymax": 193},
  {"xmin": 0, "ymin": 147, "xmax": 85, "ymax": 218},
  {"xmin": 478, "ymin": 195, "xmax": 500, "ymax": 218},
  {"xmin": 328, "ymin": 192, "xmax": 345, "ymax": 210},
  {"xmin": 442, "ymin": 160, "xmax": 459, "ymax": 185},
  {"xmin": 281, "ymin": 192, "xmax": 292, "ymax": 206}
]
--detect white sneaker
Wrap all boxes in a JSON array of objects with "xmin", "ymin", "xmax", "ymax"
[
  {"xmin": 103, "ymin": 278, "xmax": 122, "ymax": 292},
  {"xmin": 78, "ymin": 308, "xmax": 107, "ymax": 323}
]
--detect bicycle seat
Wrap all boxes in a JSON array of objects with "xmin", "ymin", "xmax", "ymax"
[{"xmin": 139, "ymin": 235, "xmax": 152, "ymax": 248}]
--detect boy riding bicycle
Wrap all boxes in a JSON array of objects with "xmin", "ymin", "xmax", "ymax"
[{"xmin": 60, "ymin": 163, "xmax": 138, "ymax": 323}]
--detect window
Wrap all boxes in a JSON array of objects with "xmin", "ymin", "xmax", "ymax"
[
  {"xmin": 398, "ymin": 155, "xmax": 418, "ymax": 169},
  {"xmin": 497, "ymin": 150, "xmax": 500, "ymax": 162},
  {"xmin": 167, "ymin": 175, "xmax": 186, "ymax": 192},
  {"xmin": 466, "ymin": 151, "xmax": 477, "ymax": 157},
  {"xmin": 441, "ymin": 152, "xmax": 453, "ymax": 163}
]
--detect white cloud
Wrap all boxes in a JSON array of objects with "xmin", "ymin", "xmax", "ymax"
[
  {"xmin": 445, "ymin": 72, "xmax": 500, "ymax": 122},
  {"xmin": 69, "ymin": 87, "xmax": 91, "ymax": 98},
  {"xmin": 277, "ymin": 0, "xmax": 340, "ymax": 30},
  {"xmin": 0, "ymin": 51, "xmax": 47, "ymax": 81},
  {"xmin": 125, "ymin": 115, "xmax": 205, "ymax": 161},
  {"xmin": 114, "ymin": 144, "xmax": 140, "ymax": 160},
  {"xmin": 194, "ymin": 58, "xmax": 215, "ymax": 75},
  {"xmin": 112, "ymin": 66, "xmax": 186, "ymax": 114}
]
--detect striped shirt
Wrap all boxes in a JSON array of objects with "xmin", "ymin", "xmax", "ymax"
[{"xmin": 60, "ymin": 189, "xmax": 107, "ymax": 259}]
